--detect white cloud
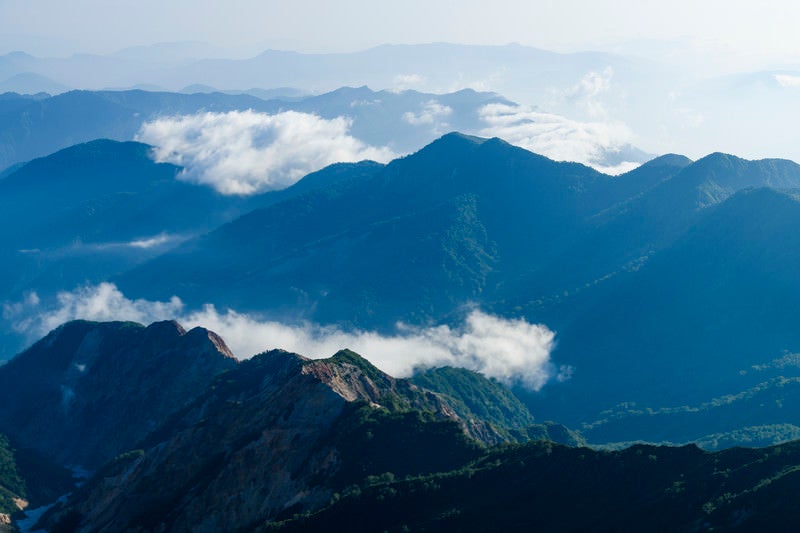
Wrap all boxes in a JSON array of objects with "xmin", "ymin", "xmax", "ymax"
[
  {"xmin": 137, "ymin": 110, "xmax": 396, "ymax": 195},
  {"xmin": 40, "ymin": 284, "xmax": 184, "ymax": 335},
  {"xmin": 127, "ymin": 234, "xmax": 174, "ymax": 249},
  {"xmin": 402, "ymin": 100, "xmax": 453, "ymax": 126},
  {"xmin": 478, "ymin": 103, "xmax": 640, "ymax": 175},
  {"xmin": 775, "ymin": 74, "xmax": 800, "ymax": 88},
  {"xmin": 181, "ymin": 304, "xmax": 557, "ymax": 390},
  {"xmin": 565, "ymin": 67, "xmax": 614, "ymax": 119},
  {"xmin": 6, "ymin": 283, "xmax": 558, "ymax": 390}
]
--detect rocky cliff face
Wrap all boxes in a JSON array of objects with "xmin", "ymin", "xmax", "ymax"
[
  {"xmin": 41, "ymin": 349, "xmax": 485, "ymax": 533},
  {"xmin": 0, "ymin": 320, "xmax": 237, "ymax": 469}
]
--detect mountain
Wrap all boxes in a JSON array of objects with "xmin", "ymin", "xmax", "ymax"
[
  {"xmin": 0, "ymin": 44, "xmax": 666, "ymax": 114},
  {"xmin": 0, "ymin": 434, "xmax": 73, "ymax": 528},
  {"xmin": 0, "ymin": 139, "xmax": 256, "ymax": 302},
  {"xmin": 410, "ymin": 367, "xmax": 535, "ymax": 431},
  {"xmin": 536, "ymin": 187, "xmax": 800, "ymax": 438},
  {"xmin": 32, "ymin": 343, "xmax": 517, "ymax": 531},
  {"xmin": 117, "ymin": 133, "xmax": 658, "ymax": 326},
  {"xmin": 0, "ymin": 86, "xmax": 512, "ymax": 171},
  {"xmin": 0, "ymin": 138, "xmax": 381, "ymax": 290},
  {"xmin": 9, "ymin": 319, "xmax": 800, "ymax": 531},
  {"xmin": 411, "ymin": 367, "xmax": 585, "ymax": 445},
  {"xmin": 10, "ymin": 43, "xmax": 800, "ymax": 164},
  {"xmin": 0, "ymin": 89, "xmax": 268, "ymax": 170},
  {"xmin": 114, "ymin": 135, "xmax": 800, "ymax": 447},
  {"xmin": 0, "ymin": 319, "xmax": 554, "ymax": 531},
  {"xmin": 0, "ymin": 320, "xmax": 237, "ymax": 469},
  {"xmin": 268, "ymin": 440, "xmax": 800, "ymax": 532},
  {"xmin": 0, "ymin": 138, "xmax": 388, "ymax": 360},
  {"xmin": 501, "ymin": 152, "xmax": 800, "ymax": 329},
  {"xmin": 0, "ymin": 72, "xmax": 69, "ymax": 95}
]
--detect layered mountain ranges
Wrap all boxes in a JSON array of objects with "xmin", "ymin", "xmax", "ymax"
[
  {"xmin": 8, "ymin": 42, "xmax": 800, "ymax": 165},
  {"xmin": 112, "ymin": 133, "xmax": 800, "ymax": 443},
  {"xmin": 5, "ymin": 130, "xmax": 800, "ymax": 450},
  {"xmin": 4, "ymin": 124, "xmax": 800, "ymax": 528},
  {"xmin": 0, "ymin": 86, "xmax": 525, "ymax": 172}
]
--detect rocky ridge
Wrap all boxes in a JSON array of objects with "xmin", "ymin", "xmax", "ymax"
[{"xmin": 40, "ymin": 347, "xmax": 492, "ymax": 532}]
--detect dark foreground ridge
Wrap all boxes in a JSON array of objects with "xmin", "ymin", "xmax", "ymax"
[{"xmin": 0, "ymin": 321, "xmax": 797, "ymax": 531}]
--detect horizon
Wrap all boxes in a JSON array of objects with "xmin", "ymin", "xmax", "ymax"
[
  {"xmin": 4, "ymin": 0, "xmax": 800, "ymax": 163},
  {"xmin": 3, "ymin": 1, "xmax": 800, "ymax": 69}
]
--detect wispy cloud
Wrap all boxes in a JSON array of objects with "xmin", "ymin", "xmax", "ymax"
[
  {"xmin": 6, "ymin": 283, "xmax": 559, "ymax": 390},
  {"xmin": 775, "ymin": 74, "xmax": 800, "ymax": 88},
  {"xmin": 126, "ymin": 234, "xmax": 175, "ymax": 249},
  {"xmin": 137, "ymin": 110, "xmax": 396, "ymax": 195},
  {"xmin": 391, "ymin": 73, "xmax": 426, "ymax": 92},
  {"xmin": 478, "ymin": 103, "xmax": 640, "ymax": 175},
  {"xmin": 565, "ymin": 67, "xmax": 614, "ymax": 119},
  {"xmin": 4, "ymin": 284, "xmax": 183, "ymax": 337},
  {"xmin": 402, "ymin": 100, "xmax": 453, "ymax": 127}
]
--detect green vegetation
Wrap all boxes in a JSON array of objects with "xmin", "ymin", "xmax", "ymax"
[
  {"xmin": 411, "ymin": 367, "xmax": 535, "ymax": 431},
  {"xmin": 267, "ymin": 439, "xmax": 800, "ymax": 532},
  {"xmin": 327, "ymin": 402, "xmax": 483, "ymax": 487},
  {"xmin": 0, "ymin": 434, "xmax": 26, "ymax": 515},
  {"xmin": 0, "ymin": 434, "xmax": 74, "ymax": 518}
]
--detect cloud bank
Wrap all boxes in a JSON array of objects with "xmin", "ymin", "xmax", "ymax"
[
  {"xmin": 137, "ymin": 110, "xmax": 396, "ymax": 195},
  {"xmin": 6, "ymin": 283, "xmax": 559, "ymax": 390},
  {"xmin": 478, "ymin": 103, "xmax": 640, "ymax": 175}
]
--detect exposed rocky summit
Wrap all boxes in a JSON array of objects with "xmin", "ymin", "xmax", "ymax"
[{"xmin": 41, "ymin": 348, "xmax": 484, "ymax": 532}]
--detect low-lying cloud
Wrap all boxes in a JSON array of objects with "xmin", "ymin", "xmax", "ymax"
[
  {"xmin": 478, "ymin": 103, "xmax": 641, "ymax": 175},
  {"xmin": 6, "ymin": 283, "xmax": 559, "ymax": 390},
  {"xmin": 137, "ymin": 110, "xmax": 396, "ymax": 195}
]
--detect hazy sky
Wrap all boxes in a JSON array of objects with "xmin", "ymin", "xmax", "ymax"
[{"xmin": 2, "ymin": 0, "xmax": 800, "ymax": 66}]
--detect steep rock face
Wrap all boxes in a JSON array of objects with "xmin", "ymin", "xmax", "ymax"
[
  {"xmin": 0, "ymin": 320, "xmax": 237, "ymax": 469},
  {"xmin": 41, "ymin": 349, "xmax": 483, "ymax": 533}
]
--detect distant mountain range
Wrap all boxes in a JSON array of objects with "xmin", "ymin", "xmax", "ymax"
[
  {"xmin": 7, "ymin": 42, "xmax": 800, "ymax": 163},
  {"xmin": 0, "ymin": 86, "xmax": 495, "ymax": 171},
  {"xmin": 0, "ymin": 85, "xmax": 648, "ymax": 176},
  {"xmin": 0, "ymin": 44, "xmax": 651, "ymax": 103}
]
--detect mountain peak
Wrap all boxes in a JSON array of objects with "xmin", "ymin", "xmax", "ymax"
[
  {"xmin": 640, "ymin": 153, "xmax": 693, "ymax": 169},
  {"xmin": 676, "ymin": 151, "xmax": 800, "ymax": 204},
  {"xmin": 0, "ymin": 320, "xmax": 238, "ymax": 468},
  {"xmin": 144, "ymin": 319, "xmax": 187, "ymax": 337},
  {"xmin": 692, "ymin": 151, "xmax": 745, "ymax": 169},
  {"xmin": 186, "ymin": 326, "xmax": 236, "ymax": 359},
  {"xmin": 303, "ymin": 349, "xmax": 396, "ymax": 403}
]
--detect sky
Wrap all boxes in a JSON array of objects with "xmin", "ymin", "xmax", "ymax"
[{"xmin": 2, "ymin": 0, "xmax": 800, "ymax": 68}]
